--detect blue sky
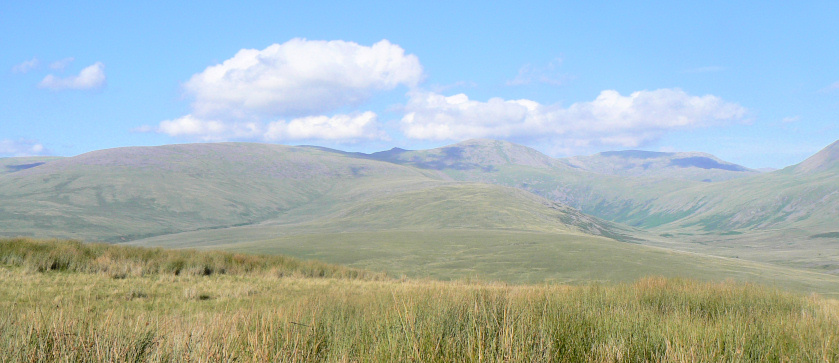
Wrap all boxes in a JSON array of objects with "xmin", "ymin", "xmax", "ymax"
[{"xmin": 2, "ymin": 1, "xmax": 837, "ymax": 168}]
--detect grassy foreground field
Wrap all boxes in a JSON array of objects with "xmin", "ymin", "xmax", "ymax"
[
  {"xmin": 3, "ymin": 239, "xmax": 839, "ymax": 362},
  {"xmin": 134, "ymin": 229, "xmax": 839, "ymax": 296}
]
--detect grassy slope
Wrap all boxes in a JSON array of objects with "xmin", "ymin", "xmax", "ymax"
[
  {"xmin": 380, "ymin": 138, "xmax": 839, "ymax": 233},
  {"xmin": 125, "ymin": 180, "xmax": 634, "ymax": 250},
  {"xmin": 2, "ymin": 240, "xmax": 838, "ymax": 361},
  {"xmin": 0, "ymin": 140, "xmax": 835, "ymax": 286},
  {"xmin": 0, "ymin": 143, "xmax": 444, "ymax": 241},
  {"xmin": 623, "ymin": 167, "xmax": 839, "ymax": 232},
  {"xmin": 0, "ymin": 142, "xmax": 625, "ymax": 243},
  {"xmin": 133, "ymin": 229, "xmax": 839, "ymax": 296},
  {"xmin": 122, "ymin": 164, "xmax": 839, "ymax": 293},
  {"xmin": 0, "ymin": 237, "xmax": 383, "ymax": 280},
  {"xmin": 374, "ymin": 139, "xmax": 839, "ymax": 273},
  {"xmin": 369, "ymin": 139, "xmax": 706, "ymax": 221},
  {"xmin": 629, "ymin": 166, "xmax": 839, "ymax": 273}
]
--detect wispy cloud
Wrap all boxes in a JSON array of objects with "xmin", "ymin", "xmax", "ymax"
[
  {"xmin": 149, "ymin": 112, "xmax": 386, "ymax": 143},
  {"xmin": 12, "ymin": 58, "xmax": 39, "ymax": 73},
  {"xmin": 781, "ymin": 116, "xmax": 801, "ymax": 123},
  {"xmin": 401, "ymin": 88, "xmax": 748, "ymax": 150},
  {"xmin": 507, "ymin": 58, "xmax": 568, "ymax": 86},
  {"xmin": 0, "ymin": 139, "xmax": 48, "ymax": 157},
  {"xmin": 49, "ymin": 57, "xmax": 75, "ymax": 71},
  {"xmin": 819, "ymin": 81, "xmax": 839, "ymax": 93},
  {"xmin": 38, "ymin": 62, "xmax": 106, "ymax": 91}
]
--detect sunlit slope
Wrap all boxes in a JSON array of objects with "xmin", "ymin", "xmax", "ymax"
[
  {"xmin": 128, "ymin": 181, "xmax": 839, "ymax": 293},
  {"xmin": 370, "ymin": 139, "xmax": 701, "ymax": 224},
  {"xmin": 0, "ymin": 142, "xmax": 629, "ymax": 243},
  {"xmin": 291, "ymin": 183, "xmax": 626, "ymax": 236},
  {"xmin": 795, "ymin": 139, "xmax": 839, "ymax": 173},
  {"xmin": 132, "ymin": 228, "xmax": 839, "ymax": 295},
  {"xmin": 367, "ymin": 139, "xmax": 839, "ymax": 273},
  {"xmin": 129, "ymin": 181, "xmax": 633, "ymax": 248},
  {"xmin": 631, "ymin": 167, "xmax": 839, "ymax": 232},
  {"xmin": 379, "ymin": 138, "xmax": 839, "ymax": 233},
  {"xmin": 0, "ymin": 143, "xmax": 443, "ymax": 241},
  {"xmin": 583, "ymin": 140, "xmax": 839, "ymax": 233}
]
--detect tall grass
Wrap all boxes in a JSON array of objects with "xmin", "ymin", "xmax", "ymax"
[
  {"xmin": 0, "ymin": 237, "xmax": 385, "ymax": 280},
  {"xmin": 1, "ymin": 239, "xmax": 838, "ymax": 361}
]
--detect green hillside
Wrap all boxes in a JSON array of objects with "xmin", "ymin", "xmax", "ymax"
[
  {"xmin": 368, "ymin": 139, "xmax": 699, "ymax": 222},
  {"xmin": 367, "ymin": 138, "xmax": 837, "ymax": 233},
  {"xmin": 0, "ymin": 142, "xmax": 630, "ymax": 243},
  {"xmin": 360, "ymin": 138, "xmax": 839, "ymax": 273},
  {"xmin": 0, "ymin": 143, "xmax": 443, "ymax": 241},
  {"xmin": 132, "ymin": 229, "xmax": 839, "ymax": 295},
  {"xmin": 3, "ymin": 139, "xmax": 838, "ymax": 289}
]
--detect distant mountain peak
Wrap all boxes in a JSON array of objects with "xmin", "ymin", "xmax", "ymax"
[
  {"xmin": 668, "ymin": 156, "xmax": 749, "ymax": 172},
  {"xmin": 369, "ymin": 139, "xmax": 558, "ymax": 170},
  {"xmin": 599, "ymin": 150, "xmax": 671, "ymax": 159},
  {"xmin": 561, "ymin": 149, "xmax": 756, "ymax": 182},
  {"xmin": 795, "ymin": 140, "xmax": 839, "ymax": 173}
]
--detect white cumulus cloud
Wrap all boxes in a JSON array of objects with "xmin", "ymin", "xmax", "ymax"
[
  {"xmin": 39, "ymin": 62, "xmax": 106, "ymax": 91},
  {"xmin": 401, "ymin": 88, "xmax": 747, "ymax": 149},
  {"xmin": 265, "ymin": 112, "xmax": 383, "ymax": 141},
  {"xmin": 153, "ymin": 112, "xmax": 385, "ymax": 142},
  {"xmin": 0, "ymin": 139, "xmax": 48, "ymax": 157},
  {"xmin": 155, "ymin": 115, "xmax": 262, "ymax": 141},
  {"xmin": 146, "ymin": 39, "xmax": 417, "ymax": 142},
  {"xmin": 12, "ymin": 58, "xmax": 39, "ymax": 73},
  {"xmin": 183, "ymin": 38, "xmax": 423, "ymax": 119}
]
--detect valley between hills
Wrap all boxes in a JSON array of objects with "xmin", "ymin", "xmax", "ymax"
[{"xmin": 1, "ymin": 138, "xmax": 838, "ymax": 295}]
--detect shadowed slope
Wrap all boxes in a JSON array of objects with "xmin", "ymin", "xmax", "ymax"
[
  {"xmin": 561, "ymin": 150, "xmax": 759, "ymax": 182},
  {"xmin": 0, "ymin": 156, "xmax": 62, "ymax": 176}
]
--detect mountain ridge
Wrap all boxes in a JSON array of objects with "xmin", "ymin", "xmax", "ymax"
[
  {"xmin": 367, "ymin": 138, "xmax": 561, "ymax": 170},
  {"xmin": 794, "ymin": 140, "xmax": 839, "ymax": 173},
  {"xmin": 0, "ymin": 142, "xmax": 628, "ymax": 243},
  {"xmin": 560, "ymin": 150, "xmax": 758, "ymax": 182},
  {"xmin": 2, "ymin": 138, "xmax": 838, "ymax": 277}
]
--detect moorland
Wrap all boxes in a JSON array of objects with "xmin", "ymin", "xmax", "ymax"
[
  {"xmin": 2, "ymin": 138, "xmax": 839, "ymax": 361},
  {"xmin": 2, "ymin": 238, "xmax": 838, "ymax": 361}
]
